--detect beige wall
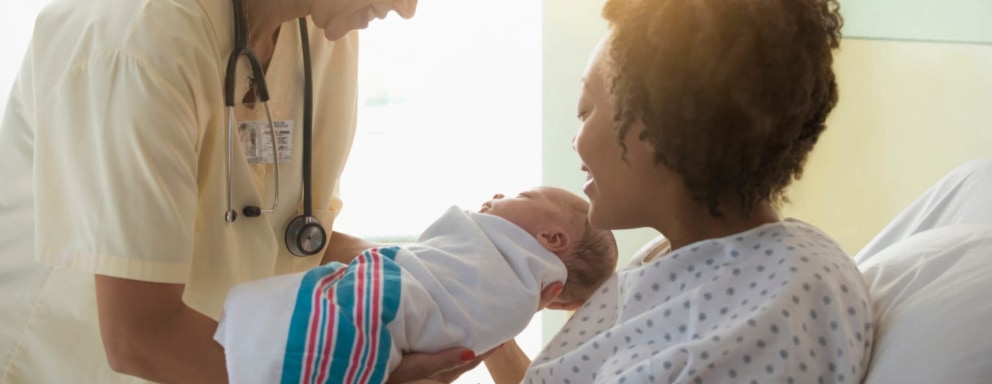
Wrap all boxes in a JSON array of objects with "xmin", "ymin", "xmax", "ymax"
[{"xmin": 782, "ymin": 39, "xmax": 992, "ymax": 254}]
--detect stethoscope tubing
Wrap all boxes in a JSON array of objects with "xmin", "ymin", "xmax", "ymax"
[
  {"xmin": 221, "ymin": 0, "xmax": 325, "ymax": 257},
  {"xmin": 223, "ymin": 0, "xmax": 281, "ymax": 222}
]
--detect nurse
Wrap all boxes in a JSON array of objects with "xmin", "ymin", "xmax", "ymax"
[{"xmin": 0, "ymin": 0, "xmax": 472, "ymax": 382}]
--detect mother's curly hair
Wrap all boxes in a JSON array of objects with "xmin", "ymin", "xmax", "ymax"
[{"xmin": 602, "ymin": 0, "xmax": 843, "ymax": 217}]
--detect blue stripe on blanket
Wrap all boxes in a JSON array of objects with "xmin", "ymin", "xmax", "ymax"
[{"xmin": 281, "ymin": 247, "xmax": 402, "ymax": 384}]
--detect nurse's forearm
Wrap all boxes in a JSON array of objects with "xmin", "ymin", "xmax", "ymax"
[
  {"xmin": 136, "ymin": 305, "xmax": 228, "ymax": 383},
  {"xmin": 484, "ymin": 339, "xmax": 531, "ymax": 384},
  {"xmin": 95, "ymin": 276, "xmax": 228, "ymax": 384},
  {"xmin": 321, "ymin": 230, "xmax": 380, "ymax": 265}
]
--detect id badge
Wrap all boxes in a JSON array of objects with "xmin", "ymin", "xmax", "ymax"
[{"xmin": 237, "ymin": 120, "xmax": 293, "ymax": 164}]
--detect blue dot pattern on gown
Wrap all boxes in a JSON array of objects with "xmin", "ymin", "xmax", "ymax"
[{"xmin": 524, "ymin": 219, "xmax": 873, "ymax": 384}]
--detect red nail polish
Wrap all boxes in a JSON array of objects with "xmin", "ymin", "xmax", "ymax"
[{"xmin": 460, "ymin": 350, "xmax": 476, "ymax": 362}]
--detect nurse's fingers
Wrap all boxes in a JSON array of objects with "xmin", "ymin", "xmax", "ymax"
[
  {"xmin": 430, "ymin": 346, "xmax": 500, "ymax": 383},
  {"xmin": 385, "ymin": 348, "xmax": 475, "ymax": 384}
]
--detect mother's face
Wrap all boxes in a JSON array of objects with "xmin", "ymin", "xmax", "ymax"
[{"xmin": 573, "ymin": 38, "xmax": 665, "ymax": 230}]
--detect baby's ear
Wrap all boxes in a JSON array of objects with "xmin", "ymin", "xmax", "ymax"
[
  {"xmin": 537, "ymin": 228, "xmax": 571, "ymax": 252},
  {"xmin": 538, "ymin": 281, "xmax": 565, "ymax": 310}
]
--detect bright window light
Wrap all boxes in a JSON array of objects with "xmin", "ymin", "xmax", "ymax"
[{"xmin": 339, "ymin": 1, "xmax": 543, "ymax": 382}]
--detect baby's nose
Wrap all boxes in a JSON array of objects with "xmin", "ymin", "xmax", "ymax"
[{"xmin": 493, "ymin": 193, "xmax": 505, "ymax": 199}]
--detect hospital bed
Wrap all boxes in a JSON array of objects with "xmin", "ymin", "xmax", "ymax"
[{"xmin": 853, "ymin": 159, "xmax": 992, "ymax": 383}]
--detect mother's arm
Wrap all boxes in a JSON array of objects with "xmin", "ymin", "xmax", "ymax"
[
  {"xmin": 484, "ymin": 340, "xmax": 531, "ymax": 384},
  {"xmin": 321, "ymin": 230, "xmax": 382, "ymax": 264}
]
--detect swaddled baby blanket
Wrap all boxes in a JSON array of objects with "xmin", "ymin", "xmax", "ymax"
[{"xmin": 215, "ymin": 206, "xmax": 567, "ymax": 384}]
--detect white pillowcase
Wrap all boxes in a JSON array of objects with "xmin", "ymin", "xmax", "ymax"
[
  {"xmin": 858, "ymin": 224, "xmax": 992, "ymax": 384},
  {"xmin": 857, "ymin": 159, "xmax": 992, "ymax": 262}
]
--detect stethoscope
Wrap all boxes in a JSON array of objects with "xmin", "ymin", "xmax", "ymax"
[{"xmin": 223, "ymin": 0, "xmax": 327, "ymax": 257}]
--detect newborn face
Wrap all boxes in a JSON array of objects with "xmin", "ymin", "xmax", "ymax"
[
  {"xmin": 479, "ymin": 187, "xmax": 559, "ymax": 236},
  {"xmin": 480, "ymin": 186, "xmax": 587, "ymax": 237}
]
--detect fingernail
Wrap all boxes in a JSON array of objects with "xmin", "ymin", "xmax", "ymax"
[{"xmin": 460, "ymin": 350, "xmax": 476, "ymax": 362}]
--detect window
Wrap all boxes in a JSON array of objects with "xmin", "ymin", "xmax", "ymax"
[
  {"xmin": 339, "ymin": 0, "xmax": 542, "ymax": 241},
  {"xmin": 0, "ymin": 1, "xmax": 50, "ymax": 118},
  {"xmin": 338, "ymin": 1, "xmax": 543, "ymax": 382}
]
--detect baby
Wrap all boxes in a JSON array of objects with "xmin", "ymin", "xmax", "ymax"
[{"xmin": 215, "ymin": 186, "xmax": 618, "ymax": 384}]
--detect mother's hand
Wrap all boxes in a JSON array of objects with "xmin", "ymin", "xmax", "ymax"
[{"xmin": 387, "ymin": 347, "xmax": 494, "ymax": 384}]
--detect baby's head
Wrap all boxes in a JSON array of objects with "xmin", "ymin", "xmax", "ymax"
[{"xmin": 480, "ymin": 186, "xmax": 619, "ymax": 309}]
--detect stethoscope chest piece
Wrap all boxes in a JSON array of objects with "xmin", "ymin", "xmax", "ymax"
[{"xmin": 285, "ymin": 215, "xmax": 327, "ymax": 257}]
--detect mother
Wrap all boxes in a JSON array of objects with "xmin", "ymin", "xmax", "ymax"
[{"xmin": 449, "ymin": 0, "xmax": 870, "ymax": 382}]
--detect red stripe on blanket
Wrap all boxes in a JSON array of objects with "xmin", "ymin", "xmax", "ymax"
[
  {"xmin": 342, "ymin": 251, "xmax": 370, "ymax": 383},
  {"xmin": 304, "ymin": 267, "xmax": 346, "ymax": 384},
  {"xmin": 358, "ymin": 248, "xmax": 384, "ymax": 384}
]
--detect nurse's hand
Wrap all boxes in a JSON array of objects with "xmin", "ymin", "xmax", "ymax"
[{"xmin": 386, "ymin": 347, "xmax": 491, "ymax": 384}]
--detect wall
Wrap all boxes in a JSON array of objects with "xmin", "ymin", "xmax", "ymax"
[
  {"xmin": 781, "ymin": 39, "xmax": 992, "ymax": 254},
  {"xmin": 838, "ymin": 0, "xmax": 992, "ymax": 44}
]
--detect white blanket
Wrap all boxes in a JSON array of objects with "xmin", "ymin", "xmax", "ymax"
[{"xmin": 215, "ymin": 207, "xmax": 566, "ymax": 384}]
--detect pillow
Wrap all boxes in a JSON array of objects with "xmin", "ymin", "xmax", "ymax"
[
  {"xmin": 857, "ymin": 159, "xmax": 992, "ymax": 262},
  {"xmin": 858, "ymin": 224, "xmax": 992, "ymax": 384}
]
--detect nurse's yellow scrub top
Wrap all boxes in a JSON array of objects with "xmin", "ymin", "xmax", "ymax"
[{"xmin": 0, "ymin": 0, "xmax": 360, "ymax": 382}]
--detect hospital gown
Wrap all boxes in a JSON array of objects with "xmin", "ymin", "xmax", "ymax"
[{"xmin": 525, "ymin": 219, "xmax": 872, "ymax": 384}]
